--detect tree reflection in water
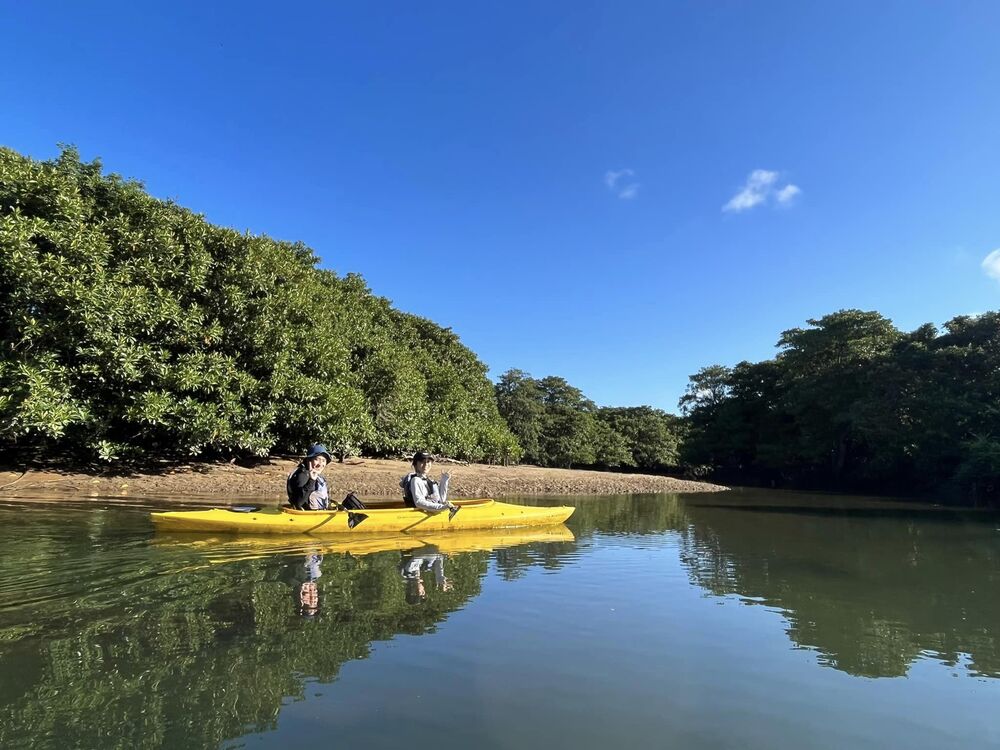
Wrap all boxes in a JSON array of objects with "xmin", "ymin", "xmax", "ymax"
[
  {"xmin": 524, "ymin": 492, "xmax": 1000, "ymax": 679},
  {"xmin": 0, "ymin": 518, "xmax": 572, "ymax": 750},
  {"xmin": 673, "ymin": 494, "xmax": 1000, "ymax": 679}
]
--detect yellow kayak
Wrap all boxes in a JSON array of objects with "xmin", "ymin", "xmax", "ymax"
[
  {"xmin": 153, "ymin": 525, "xmax": 576, "ymax": 564},
  {"xmin": 151, "ymin": 498, "xmax": 574, "ymax": 535}
]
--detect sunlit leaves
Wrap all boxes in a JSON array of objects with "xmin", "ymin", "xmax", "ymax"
[
  {"xmin": 0, "ymin": 146, "xmax": 519, "ymax": 462},
  {"xmin": 495, "ymin": 371, "xmax": 679, "ymax": 469}
]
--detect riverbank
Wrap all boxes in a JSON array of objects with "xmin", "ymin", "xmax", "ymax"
[{"xmin": 0, "ymin": 458, "xmax": 726, "ymax": 502}]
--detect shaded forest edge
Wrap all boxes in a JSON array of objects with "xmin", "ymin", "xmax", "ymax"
[
  {"xmin": 2, "ymin": 147, "xmax": 999, "ymax": 504},
  {"xmin": 680, "ymin": 309, "xmax": 1000, "ymax": 506}
]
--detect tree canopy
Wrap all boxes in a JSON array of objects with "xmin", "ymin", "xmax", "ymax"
[
  {"xmin": 0, "ymin": 146, "xmax": 519, "ymax": 462},
  {"xmin": 681, "ymin": 309, "xmax": 1000, "ymax": 501},
  {"xmin": 495, "ymin": 370, "xmax": 682, "ymax": 470}
]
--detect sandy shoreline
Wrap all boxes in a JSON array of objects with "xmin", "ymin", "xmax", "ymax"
[{"xmin": 0, "ymin": 458, "xmax": 727, "ymax": 503}]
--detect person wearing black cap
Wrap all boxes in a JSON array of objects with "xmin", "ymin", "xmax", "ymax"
[
  {"xmin": 400, "ymin": 451, "xmax": 459, "ymax": 517},
  {"xmin": 286, "ymin": 443, "xmax": 333, "ymax": 510}
]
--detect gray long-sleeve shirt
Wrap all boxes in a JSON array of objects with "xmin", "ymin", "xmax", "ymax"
[{"xmin": 408, "ymin": 473, "xmax": 449, "ymax": 512}]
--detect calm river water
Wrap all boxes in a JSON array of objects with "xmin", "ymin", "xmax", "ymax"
[{"xmin": 0, "ymin": 491, "xmax": 998, "ymax": 749}]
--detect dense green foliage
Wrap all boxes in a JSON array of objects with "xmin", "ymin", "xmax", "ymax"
[
  {"xmin": 681, "ymin": 309, "xmax": 1000, "ymax": 500},
  {"xmin": 495, "ymin": 369, "xmax": 681, "ymax": 469},
  {"xmin": 0, "ymin": 146, "xmax": 520, "ymax": 462}
]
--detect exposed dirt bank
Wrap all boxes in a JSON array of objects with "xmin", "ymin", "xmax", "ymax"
[{"xmin": 0, "ymin": 458, "xmax": 727, "ymax": 502}]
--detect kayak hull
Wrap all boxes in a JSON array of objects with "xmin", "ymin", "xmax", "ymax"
[{"xmin": 151, "ymin": 498, "xmax": 574, "ymax": 535}]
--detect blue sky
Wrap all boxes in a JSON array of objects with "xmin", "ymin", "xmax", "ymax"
[{"xmin": 3, "ymin": 2, "xmax": 999, "ymax": 411}]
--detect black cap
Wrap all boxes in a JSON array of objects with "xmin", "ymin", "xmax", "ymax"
[{"xmin": 412, "ymin": 451, "xmax": 434, "ymax": 463}]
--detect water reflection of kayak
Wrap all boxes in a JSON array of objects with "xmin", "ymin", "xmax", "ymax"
[
  {"xmin": 151, "ymin": 498, "xmax": 574, "ymax": 535},
  {"xmin": 153, "ymin": 524, "xmax": 575, "ymax": 564}
]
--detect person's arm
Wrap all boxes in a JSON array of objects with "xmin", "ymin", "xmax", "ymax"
[
  {"xmin": 430, "ymin": 475, "xmax": 457, "ymax": 510},
  {"xmin": 410, "ymin": 476, "xmax": 448, "ymax": 512},
  {"xmin": 289, "ymin": 466, "xmax": 316, "ymax": 509}
]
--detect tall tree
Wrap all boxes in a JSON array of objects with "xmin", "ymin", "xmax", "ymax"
[
  {"xmin": 598, "ymin": 406, "xmax": 680, "ymax": 469},
  {"xmin": 776, "ymin": 310, "xmax": 901, "ymax": 479},
  {"xmin": 494, "ymin": 369, "xmax": 545, "ymax": 461}
]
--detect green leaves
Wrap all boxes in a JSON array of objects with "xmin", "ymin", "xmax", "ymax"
[
  {"xmin": 495, "ymin": 371, "xmax": 680, "ymax": 469},
  {"xmin": 680, "ymin": 309, "xmax": 1000, "ymax": 501},
  {"xmin": 598, "ymin": 406, "xmax": 680, "ymax": 468},
  {"xmin": 0, "ymin": 146, "xmax": 518, "ymax": 463},
  {"xmin": 0, "ymin": 355, "xmax": 90, "ymax": 439}
]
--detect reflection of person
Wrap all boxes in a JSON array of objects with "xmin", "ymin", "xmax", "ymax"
[
  {"xmin": 299, "ymin": 581, "xmax": 319, "ymax": 616},
  {"xmin": 287, "ymin": 444, "xmax": 332, "ymax": 510},
  {"xmin": 399, "ymin": 547, "xmax": 452, "ymax": 604},
  {"xmin": 297, "ymin": 553, "xmax": 323, "ymax": 618},
  {"xmin": 400, "ymin": 451, "xmax": 458, "ymax": 516}
]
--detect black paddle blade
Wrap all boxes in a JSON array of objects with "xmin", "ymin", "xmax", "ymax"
[
  {"xmin": 448, "ymin": 506, "xmax": 460, "ymax": 521},
  {"xmin": 347, "ymin": 512, "xmax": 368, "ymax": 529}
]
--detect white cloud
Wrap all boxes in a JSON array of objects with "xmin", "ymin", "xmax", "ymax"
[
  {"xmin": 604, "ymin": 169, "xmax": 632, "ymax": 188},
  {"xmin": 981, "ymin": 249, "xmax": 1000, "ymax": 281},
  {"xmin": 776, "ymin": 184, "xmax": 801, "ymax": 204},
  {"xmin": 605, "ymin": 169, "xmax": 639, "ymax": 199},
  {"xmin": 723, "ymin": 169, "xmax": 777, "ymax": 212},
  {"xmin": 617, "ymin": 183, "xmax": 639, "ymax": 200},
  {"xmin": 723, "ymin": 169, "xmax": 800, "ymax": 213}
]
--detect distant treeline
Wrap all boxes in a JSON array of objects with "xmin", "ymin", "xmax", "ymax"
[
  {"xmin": 0, "ymin": 146, "xmax": 519, "ymax": 462},
  {"xmin": 680, "ymin": 309, "xmax": 1000, "ymax": 501},
  {"xmin": 495, "ymin": 370, "xmax": 681, "ymax": 470}
]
